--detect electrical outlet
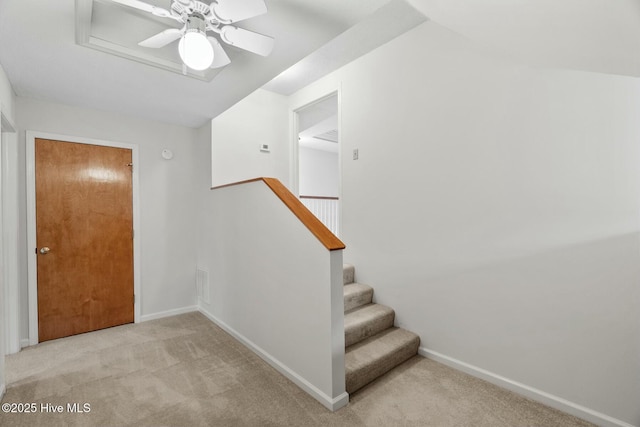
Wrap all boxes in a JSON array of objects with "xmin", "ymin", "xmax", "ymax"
[{"xmin": 353, "ymin": 149, "xmax": 359, "ymax": 160}]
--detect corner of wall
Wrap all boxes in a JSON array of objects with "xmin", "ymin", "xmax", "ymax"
[
  {"xmin": 0, "ymin": 63, "xmax": 16, "ymax": 125},
  {"xmin": 198, "ymin": 306, "xmax": 348, "ymax": 411}
]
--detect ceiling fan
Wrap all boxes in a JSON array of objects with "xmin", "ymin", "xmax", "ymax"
[{"xmin": 109, "ymin": 0, "xmax": 274, "ymax": 71}]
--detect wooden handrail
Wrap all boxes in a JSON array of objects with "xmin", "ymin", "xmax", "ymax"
[
  {"xmin": 299, "ymin": 195, "xmax": 339, "ymax": 200},
  {"xmin": 212, "ymin": 178, "xmax": 346, "ymax": 251}
]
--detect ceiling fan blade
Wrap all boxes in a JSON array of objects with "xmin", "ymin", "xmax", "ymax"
[
  {"xmin": 109, "ymin": 0, "xmax": 176, "ymax": 20},
  {"xmin": 139, "ymin": 29, "xmax": 183, "ymax": 48},
  {"xmin": 208, "ymin": 37, "xmax": 231, "ymax": 68},
  {"xmin": 211, "ymin": 0, "xmax": 267, "ymax": 23},
  {"xmin": 219, "ymin": 26, "xmax": 274, "ymax": 56}
]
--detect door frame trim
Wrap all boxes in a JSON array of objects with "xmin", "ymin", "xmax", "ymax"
[
  {"xmin": 26, "ymin": 131, "xmax": 141, "ymax": 345},
  {"xmin": 1, "ymin": 112, "xmax": 19, "ymax": 355}
]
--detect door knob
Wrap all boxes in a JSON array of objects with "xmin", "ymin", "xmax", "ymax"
[{"xmin": 39, "ymin": 247, "xmax": 50, "ymax": 254}]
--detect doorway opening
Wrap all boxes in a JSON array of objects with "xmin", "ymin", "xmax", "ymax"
[{"xmin": 295, "ymin": 93, "xmax": 340, "ymax": 236}]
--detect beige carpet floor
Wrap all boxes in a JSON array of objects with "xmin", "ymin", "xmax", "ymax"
[{"xmin": 0, "ymin": 312, "xmax": 594, "ymax": 426}]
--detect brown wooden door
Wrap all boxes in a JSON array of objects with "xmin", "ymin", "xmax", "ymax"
[{"xmin": 35, "ymin": 138, "xmax": 134, "ymax": 342}]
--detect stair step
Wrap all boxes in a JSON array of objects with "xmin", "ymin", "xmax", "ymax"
[
  {"xmin": 343, "ymin": 264, "xmax": 355, "ymax": 285},
  {"xmin": 344, "ymin": 303, "xmax": 395, "ymax": 347},
  {"xmin": 345, "ymin": 327, "xmax": 420, "ymax": 394},
  {"xmin": 343, "ymin": 283, "xmax": 374, "ymax": 312}
]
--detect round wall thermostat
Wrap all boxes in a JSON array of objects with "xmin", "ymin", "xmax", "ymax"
[{"xmin": 161, "ymin": 149, "xmax": 173, "ymax": 160}]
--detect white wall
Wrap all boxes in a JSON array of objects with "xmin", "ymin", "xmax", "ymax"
[
  {"xmin": 196, "ymin": 179, "xmax": 346, "ymax": 410},
  {"xmin": 211, "ymin": 89, "xmax": 289, "ymax": 187},
  {"xmin": 299, "ymin": 147, "xmax": 339, "ymax": 197},
  {"xmin": 15, "ymin": 97, "xmax": 199, "ymax": 334},
  {"xmin": 287, "ymin": 22, "xmax": 640, "ymax": 427}
]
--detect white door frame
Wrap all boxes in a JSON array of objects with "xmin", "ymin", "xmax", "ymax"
[
  {"xmin": 0, "ymin": 105, "xmax": 5, "ymax": 397},
  {"xmin": 1, "ymin": 111, "xmax": 19, "ymax": 354},
  {"xmin": 290, "ymin": 89, "xmax": 342, "ymax": 236},
  {"xmin": 26, "ymin": 131, "xmax": 142, "ymax": 345}
]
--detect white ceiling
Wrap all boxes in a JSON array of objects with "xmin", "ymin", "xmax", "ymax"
[
  {"xmin": 76, "ymin": 0, "xmax": 227, "ymax": 81},
  {"xmin": 0, "ymin": 0, "xmax": 400, "ymax": 128},
  {"xmin": 263, "ymin": 0, "xmax": 427, "ymax": 95},
  {"xmin": 299, "ymin": 115, "xmax": 339, "ymax": 153},
  {"xmin": 298, "ymin": 95, "xmax": 337, "ymax": 132},
  {"xmin": 1, "ymin": 0, "xmax": 639, "ymax": 129},
  {"xmin": 298, "ymin": 94, "xmax": 338, "ymax": 153}
]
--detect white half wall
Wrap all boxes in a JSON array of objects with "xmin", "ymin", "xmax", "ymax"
[
  {"xmin": 286, "ymin": 21, "xmax": 640, "ymax": 427},
  {"xmin": 196, "ymin": 180, "xmax": 347, "ymax": 410},
  {"xmin": 15, "ymin": 97, "xmax": 199, "ymax": 342},
  {"xmin": 211, "ymin": 89, "xmax": 289, "ymax": 187}
]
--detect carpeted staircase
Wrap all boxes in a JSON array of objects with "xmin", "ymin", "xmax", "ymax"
[{"xmin": 343, "ymin": 264, "xmax": 420, "ymax": 394}]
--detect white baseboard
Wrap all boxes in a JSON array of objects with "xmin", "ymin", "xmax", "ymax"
[
  {"xmin": 198, "ymin": 307, "xmax": 349, "ymax": 412},
  {"xmin": 139, "ymin": 305, "xmax": 198, "ymax": 323},
  {"xmin": 21, "ymin": 308, "xmax": 199, "ymax": 348},
  {"xmin": 419, "ymin": 347, "xmax": 636, "ymax": 427}
]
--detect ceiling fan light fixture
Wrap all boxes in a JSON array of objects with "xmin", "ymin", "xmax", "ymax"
[
  {"xmin": 118, "ymin": 0, "xmax": 275, "ymax": 74},
  {"xmin": 178, "ymin": 15, "xmax": 214, "ymax": 70}
]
